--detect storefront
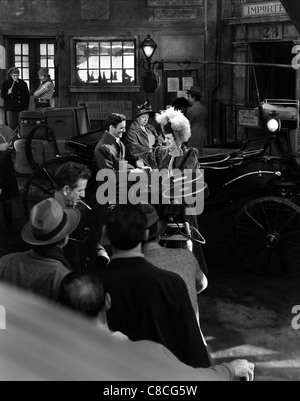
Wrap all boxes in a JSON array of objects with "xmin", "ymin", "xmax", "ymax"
[
  {"xmin": 229, "ymin": 0, "xmax": 300, "ymax": 140},
  {"xmin": 0, "ymin": 0, "xmax": 224, "ymax": 131}
]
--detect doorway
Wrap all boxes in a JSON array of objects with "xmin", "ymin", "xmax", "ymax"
[
  {"xmin": 248, "ymin": 42, "xmax": 296, "ymax": 106},
  {"xmin": 7, "ymin": 38, "xmax": 57, "ymax": 97}
]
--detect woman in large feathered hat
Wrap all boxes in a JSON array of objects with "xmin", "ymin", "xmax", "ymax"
[{"xmin": 154, "ymin": 107, "xmax": 199, "ymax": 173}]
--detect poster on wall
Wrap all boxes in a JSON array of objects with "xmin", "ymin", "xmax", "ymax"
[
  {"xmin": 182, "ymin": 77, "xmax": 194, "ymax": 91},
  {"xmin": 167, "ymin": 78, "xmax": 180, "ymax": 92}
]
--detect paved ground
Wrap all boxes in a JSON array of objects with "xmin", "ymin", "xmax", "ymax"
[
  {"xmin": 199, "ymin": 200, "xmax": 300, "ymax": 382},
  {"xmin": 1, "ymin": 184, "xmax": 300, "ymax": 381}
]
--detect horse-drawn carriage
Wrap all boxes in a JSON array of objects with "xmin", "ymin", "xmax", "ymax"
[{"xmin": 5, "ymin": 98, "xmax": 300, "ymax": 277}]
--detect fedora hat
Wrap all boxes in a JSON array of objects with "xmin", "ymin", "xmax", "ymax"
[
  {"xmin": 186, "ymin": 86, "xmax": 202, "ymax": 97},
  {"xmin": 135, "ymin": 100, "xmax": 155, "ymax": 118},
  {"xmin": 140, "ymin": 204, "xmax": 168, "ymax": 240},
  {"xmin": 22, "ymin": 198, "xmax": 80, "ymax": 246}
]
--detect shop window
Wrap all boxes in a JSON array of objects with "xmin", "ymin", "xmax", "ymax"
[{"xmin": 75, "ymin": 39, "xmax": 136, "ymax": 85}]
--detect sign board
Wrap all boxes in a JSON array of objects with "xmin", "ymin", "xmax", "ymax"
[
  {"xmin": 81, "ymin": 0, "xmax": 110, "ymax": 20},
  {"xmin": 243, "ymin": 2, "xmax": 287, "ymax": 17},
  {"xmin": 262, "ymin": 24, "xmax": 282, "ymax": 40},
  {"xmin": 154, "ymin": 8, "xmax": 198, "ymax": 20},
  {"xmin": 237, "ymin": 108, "xmax": 260, "ymax": 128},
  {"xmin": 148, "ymin": 0, "xmax": 203, "ymax": 6},
  {"xmin": 84, "ymin": 101, "xmax": 133, "ymax": 121}
]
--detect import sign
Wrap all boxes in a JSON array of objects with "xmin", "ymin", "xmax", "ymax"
[{"xmin": 243, "ymin": 2, "xmax": 286, "ymax": 17}]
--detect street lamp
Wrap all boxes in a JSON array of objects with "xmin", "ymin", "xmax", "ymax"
[{"xmin": 141, "ymin": 34, "xmax": 157, "ymax": 70}]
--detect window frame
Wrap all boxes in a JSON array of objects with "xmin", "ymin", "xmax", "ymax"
[{"xmin": 70, "ymin": 36, "xmax": 141, "ymax": 93}]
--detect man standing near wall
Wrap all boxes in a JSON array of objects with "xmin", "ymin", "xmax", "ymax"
[{"xmin": 186, "ymin": 86, "xmax": 208, "ymax": 151}]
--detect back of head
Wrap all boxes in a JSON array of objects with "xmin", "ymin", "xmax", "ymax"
[
  {"xmin": 104, "ymin": 113, "xmax": 126, "ymax": 131},
  {"xmin": 58, "ymin": 273, "xmax": 106, "ymax": 318},
  {"xmin": 106, "ymin": 204, "xmax": 147, "ymax": 251}
]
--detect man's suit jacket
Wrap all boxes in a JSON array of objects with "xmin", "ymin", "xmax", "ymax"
[
  {"xmin": 94, "ymin": 131, "xmax": 126, "ymax": 172},
  {"xmin": 186, "ymin": 101, "xmax": 208, "ymax": 149},
  {"xmin": 97, "ymin": 257, "xmax": 212, "ymax": 368}
]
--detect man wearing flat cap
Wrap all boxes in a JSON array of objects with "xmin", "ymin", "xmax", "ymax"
[
  {"xmin": 0, "ymin": 198, "xmax": 80, "ymax": 301},
  {"xmin": 124, "ymin": 100, "xmax": 164, "ymax": 169},
  {"xmin": 186, "ymin": 86, "xmax": 208, "ymax": 150},
  {"xmin": 1, "ymin": 66, "xmax": 30, "ymax": 130}
]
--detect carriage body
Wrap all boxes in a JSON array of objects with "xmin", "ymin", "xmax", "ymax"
[{"xmin": 16, "ymin": 99, "xmax": 300, "ymax": 276}]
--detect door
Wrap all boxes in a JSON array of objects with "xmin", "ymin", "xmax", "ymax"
[
  {"xmin": 7, "ymin": 38, "xmax": 57, "ymax": 102},
  {"xmin": 248, "ymin": 42, "xmax": 296, "ymax": 106}
]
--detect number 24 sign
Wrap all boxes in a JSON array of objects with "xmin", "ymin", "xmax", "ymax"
[{"xmin": 262, "ymin": 25, "xmax": 282, "ymax": 40}]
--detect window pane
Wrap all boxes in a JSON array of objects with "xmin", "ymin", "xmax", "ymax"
[
  {"xmin": 40, "ymin": 58, "xmax": 48, "ymax": 67},
  {"xmin": 48, "ymin": 58, "xmax": 55, "ymax": 68},
  {"xmin": 88, "ymin": 42, "xmax": 99, "ymax": 56},
  {"xmin": 48, "ymin": 44, "xmax": 55, "ymax": 55},
  {"xmin": 112, "ymin": 70, "xmax": 122, "ymax": 83},
  {"xmin": 15, "ymin": 44, "xmax": 22, "ymax": 54},
  {"xmin": 40, "ymin": 44, "xmax": 47, "ymax": 55},
  {"xmin": 77, "ymin": 69, "xmax": 88, "ymax": 83},
  {"xmin": 88, "ymin": 56, "xmax": 100, "ymax": 69},
  {"xmin": 88, "ymin": 70, "xmax": 99, "ymax": 83},
  {"xmin": 111, "ymin": 42, "xmax": 122, "ymax": 57},
  {"xmin": 112, "ymin": 55, "xmax": 122, "ymax": 69},
  {"xmin": 15, "ymin": 56, "xmax": 22, "ymax": 63},
  {"xmin": 100, "ymin": 42, "xmax": 111, "ymax": 56},
  {"xmin": 100, "ymin": 70, "xmax": 111, "ymax": 83},
  {"xmin": 100, "ymin": 56, "xmax": 111, "ymax": 69},
  {"xmin": 77, "ymin": 43, "xmax": 87, "ymax": 56},
  {"xmin": 22, "ymin": 44, "xmax": 29, "ymax": 54},
  {"xmin": 124, "ymin": 42, "xmax": 135, "ymax": 55},
  {"xmin": 124, "ymin": 55, "xmax": 134, "ymax": 69},
  {"xmin": 23, "ymin": 68, "xmax": 29, "ymax": 80},
  {"xmin": 124, "ymin": 69, "xmax": 134, "ymax": 83}
]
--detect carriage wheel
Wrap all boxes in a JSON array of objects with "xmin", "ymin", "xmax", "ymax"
[
  {"xmin": 25, "ymin": 124, "xmax": 60, "ymax": 170},
  {"xmin": 234, "ymin": 197, "xmax": 300, "ymax": 277},
  {"xmin": 22, "ymin": 155, "xmax": 98, "ymax": 219}
]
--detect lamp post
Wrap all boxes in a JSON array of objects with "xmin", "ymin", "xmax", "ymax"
[{"xmin": 141, "ymin": 34, "xmax": 157, "ymax": 71}]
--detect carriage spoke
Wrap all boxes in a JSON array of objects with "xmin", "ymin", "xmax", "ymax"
[
  {"xmin": 277, "ymin": 210, "xmax": 300, "ymax": 235},
  {"xmin": 260, "ymin": 202, "xmax": 273, "ymax": 232},
  {"xmin": 273, "ymin": 202, "xmax": 283, "ymax": 232},
  {"xmin": 28, "ymin": 180, "xmax": 54, "ymax": 197},
  {"xmin": 280, "ymin": 244, "xmax": 300, "ymax": 266},
  {"xmin": 235, "ymin": 225, "xmax": 264, "ymax": 237},
  {"xmin": 41, "ymin": 167, "xmax": 56, "ymax": 187},
  {"xmin": 244, "ymin": 211, "xmax": 268, "ymax": 234}
]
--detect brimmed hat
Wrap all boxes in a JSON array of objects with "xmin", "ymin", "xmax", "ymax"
[
  {"xmin": 186, "ymin": 86, "xmax": 202, "ymax": 97},
  {"xmin": 38, "ymin": 68, "xmax": 49, "ymax": 77},
  {"xmin": 8, "ymin": 67, "xmax": 20, "ymax": 76},
  {"xmin": 155, "ymin": 107, "xmax": 191, "ymax": 144},
  {"xmin": 22, "ymin": 198, "xmax": 80, "ymax": 246},
  {"xmin": 135, "ymin": 100, "xmax": 155, "ymax": 118},
  {"xmin": 140, "ymin": 204, "xmax": 168, "ymax": 240}
]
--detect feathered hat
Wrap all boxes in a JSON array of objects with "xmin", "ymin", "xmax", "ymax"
[
  {"xmin": 155, "ymin": 107, "xmax": 191, "ymax": 144},
  {"xmin": 135, "ymin": 99, "xmax": 155, "ymax": 118}
]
